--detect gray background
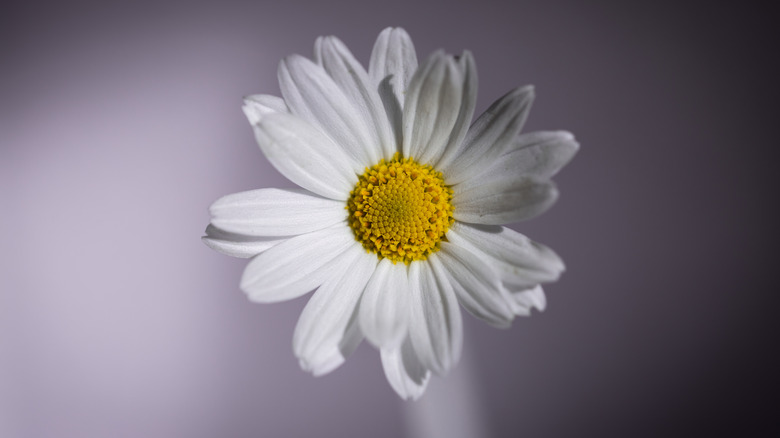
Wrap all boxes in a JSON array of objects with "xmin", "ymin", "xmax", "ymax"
[{"xmin": 2, "ymin": 0, "xmax": 776, "ymax": 437}]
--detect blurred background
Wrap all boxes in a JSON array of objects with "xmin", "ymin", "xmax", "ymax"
[{"xmin": 2, "ymin": 0, "xmax": 776, "ymax": 437}]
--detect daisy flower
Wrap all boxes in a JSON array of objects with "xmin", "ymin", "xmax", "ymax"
[{"xmin": 203, "ymin": 27, "xmax": 578, "ymax": 400}]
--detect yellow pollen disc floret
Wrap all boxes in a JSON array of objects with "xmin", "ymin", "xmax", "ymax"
[{"xmin": 347, "ymin": 153, "xmax": 454, "ymax": 264}]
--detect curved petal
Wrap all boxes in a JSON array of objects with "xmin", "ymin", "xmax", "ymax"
[
  {"xmin": 381, "ymin": 337, "xmax": 430, "ymax": 400},
  {"xmin": 304, "ymin": 316, "xmax": 363, "ymax": 377},
  {"xmin": 319, "ymin": 36, "xmax": 394, "ymax": 161},
  {"xmin": 441, "ymin": 85, "xmax": 534, "ymax": 185},
  {"xmin": 434, "ymin": 243, "xmax": 514, "ymax": 328},
  {"xmin": 242, "ymin": 94, "xmax": 287, "ymax": 125},
  {"xmin": 402, "ymin": 51, "xmax": 463, "ymax": 165},
  {"xmin": 453, "ymin": 130, "xmax": 578, "ymax": 200},
  {"xmin": 369, "ymin": 28, "xmax": 417, "ymax": 152},
  {"xmin": 254, "ymin": 113, "xmax": 357, "ymax": 200},
  {"xmin": 240, "ymin": 224, "xmax": 356, "ymax": 303},
  {"xmin": 312, "ymin": 36, "xmax": 324, "ymax": 65},
  {"xmin": 433, "ymin": 51, "xmax": 478, "ymax": 171},
  {"xmin": 278, "ymin": 54, "xmax": 377, "ymax": 169},
  {"xmin": 453, "ymin": 177, "xmax": 559, "ymax": 225},
  {"xmin": 408, "ymin": 261, "xmax": 463, "ymax": 375},
  {"xmin": 359, "ymin": 259, "xmax": 410, "ymax": 348},
  {"xmin": 201, "ymin": 224, "xmax": 288, "ymax": 259},
  {"xmin": 293, "ymin": 244, "xmax": 377, "ymax": 376},
  {"xmin": 369, "ymin": 27, "xmax": 418, "ymax": 106},
  {"xmin": 496, "ymin": 131, "xmax": 579, "ymax": 180},
  {"xmin": 507, "ymin": 285, "xmax": 547, "ymax": 317},
  {"xmin": 447, "ymin": 222, "xmax": 565, "ymax": 287},
  {"xmin": 209, "ymin": 188, "xmax": 346, "ymax": 236}
]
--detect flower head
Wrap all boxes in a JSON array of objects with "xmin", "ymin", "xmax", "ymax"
[{"xmin": 204, "ymin": 28, "xmax": 578, "ymax": 400}]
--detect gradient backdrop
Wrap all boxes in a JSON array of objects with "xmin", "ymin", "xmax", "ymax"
[{"xmin": 2, "ymin": 0, "xmax": 776, "ymax": 437}]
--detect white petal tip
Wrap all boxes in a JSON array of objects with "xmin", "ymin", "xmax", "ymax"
[
  {"xmin": 298, "ymin": 356, "xmax": 345, "ymax": 377},
  {"xmin": 390, "ymin": 374, "xmax": 430, "ymax": 401}
]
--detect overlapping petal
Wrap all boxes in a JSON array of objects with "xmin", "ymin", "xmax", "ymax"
[
  {"xmin": 380, "ymin": 337, "xmax": 430, "ymax": 400},
  {"xmin": 369, "ymin": 27, "xmax": 418, "ymax": 106},
  {"xmin": 201, "ymin": 225, "xmax": 287, "ymax": 259},
  {"xmin": 317, "ymin": 36, "xmax": 395, "ymax": 160},
  {"xmin": 447, "ymin": 109, "xmax": 576, "ymax": 227},
  {"xmin": 408, "ymin": 261, "xmax": 463, "ymax": 375},
  {"xmin": 434, "ymin": 243, "xmax": 514, "ymax": 328},
  {"xmin": 442, "ymin": 85, "xmax": 535, "ymax": 184},
  {"xmin": 447, "ymin": 222, "xmax": 564, "ymax": 287},
  {"xmin": 433, "ymin": 52, "xmax": 478, "ymax": 170},
  {"xmin": 240, "ymin": 224, "xmax": 356, "ymax": 303},
  {"xmin": 242, "ymin": 94, "xmax": 287, "ymax": 125},
  {"xmin": 359, "ymin": 259, "xmax": 411, "ymax": 348},
  {"xmin": 278, "ymin": 54, "xmax": 378, "ymax": 168},
  {"xmin": 453, "ymin": 176, "xmax": 559, "ymax": 225},
  {"xmin": 402, "ymin": 51, "xmax": 464, "ymax": 164},
  {"xmin": 209, "ymin": 188, "xmax": 346, "ymax": 237},
  {"xmin": 497, "ymin": 131, "xmax": 579, "ymax": 180},
  {"xmin": 253, "ymin": 113, "xmax": 358, "ymax": 200},
  {"xmin": 453, "ymin": 131, "xmax": 578, "ymax": 209},
  {"xmin": 507, "ymin": 285, "xmax": 547, "ymax": 316},
  {"xmin": 293, "ymin": 243, "xmax": 377, "ymax": 376}
]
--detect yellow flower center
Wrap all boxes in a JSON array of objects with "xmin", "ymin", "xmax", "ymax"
[{"xmin": 347, "ymin": 153, "xmax": 454, "ymax": 264}]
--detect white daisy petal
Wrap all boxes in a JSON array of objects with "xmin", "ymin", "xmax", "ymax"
[
  {"xmin": 402, "ymin": 51, "xmax": 464, "ymax": 164},
  {"xmin": 507, "ymin": 285, "xmax": 547, "ymax": 316},
  {"xmin": 369, "ymin": 27, "xmax": 418, "ymax": 107},
  {"xmin": 254, "ymin": 113, "xmax": 357, "ymax": 200},
  {"xmin": 368, "ymin": 28, "xmax": 418, "ymax": 157},
  {"xmin": 359, "ymin": 259, "xmax": 411, "ymax": 348},
  {"xmin": 442, "ymin": 85, "xmax": 535, "ymax": 185},
  {"xmin": 278, "ymin": 54, "xmax": 376, "ymax": 168},
  {"xmin": 201, "ymin": 225, "xmax": 287, "ymax": 259},
  {"xmin": 293, "ymin": 244, "xmax": 377, "ymax": 376},
  {"xmin": 313, "ymin": 36, "xmax": 324, "ymax": 65},
  {"xmin": 240, "ymin": 224, "xmax": 356, "ymax": 303},
  {"xmin": 305, "ymin": 317, "xmax": 363, "ymax": 377},
  {"xmin": 454, "ymin": 130, "xmax": 578, "ymax": 199},
  {"xmin": 447, "ymin": 222, "xmax": 565, "ymax": 286},
  {"xmin": 435, "ymin": 243, "xmax": 514, "ymax": 328},
  {"xmin": 380, "ymin": 337, "xmax": 430, "ymax": 400},
  {"xmin": 319, "ymin": 36, "xmax": 394, "ymax": 161},
  {"xmin": 452, "ymin": 177, "xmax": 559, "ymax": 225},
  {"xmin": 497, "ymin": 130, "xmax": 580, "ymax": 180},
  {"xmin": 242, "ymin": 94, "xmax": 288, "ymax": 125},
  {"xmin": 209, "ymin": 188, "xmax": 346, "ymax": 236},
  {"xmin": 434, "ymin": 51, "xmax": 478, "ymax": 170},
  {"xmin": 408, "ymin": 261, "xmax": 463, "ymax": 375}
]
